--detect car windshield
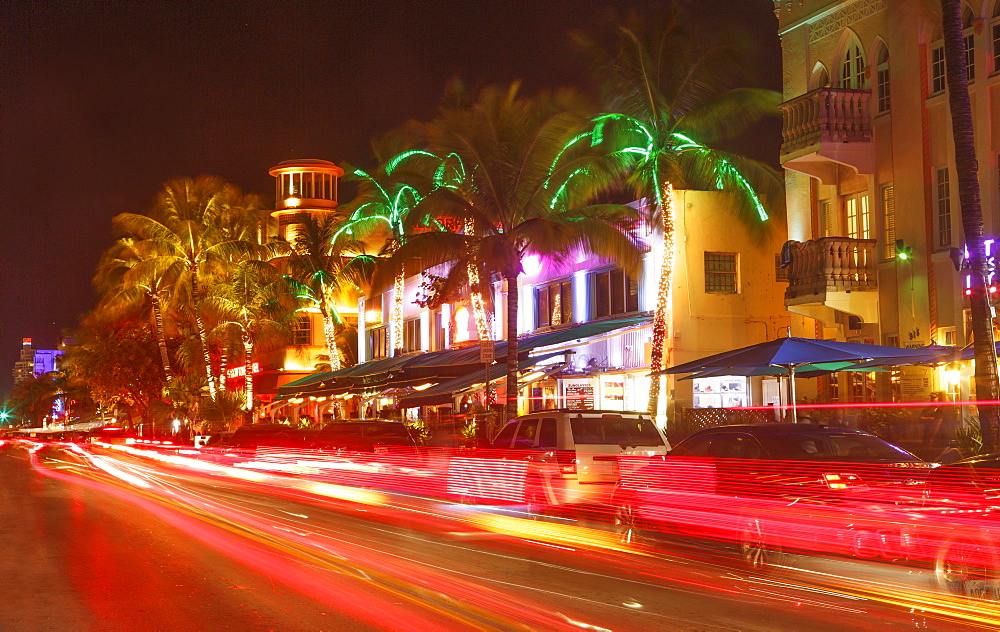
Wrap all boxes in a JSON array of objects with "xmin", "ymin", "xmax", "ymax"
[
  {"xmin": 757, "ymin": 432, "xmax": 920, "ymax": 462},
  {"xmin": 570, "ymin": 416, "xmax": 664, "ymax": 446},
  {"xmin": 320, "ymin": 423, "xmax": 413, "ymax": 445}
]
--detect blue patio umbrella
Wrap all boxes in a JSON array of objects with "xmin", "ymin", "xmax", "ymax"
[{"xmin": 657, "ymin": 336, "xmax": 942, "ymax": 421}]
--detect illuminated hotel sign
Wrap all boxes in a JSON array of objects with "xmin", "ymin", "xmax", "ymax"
[
  {"xmin": 964, "ymin": 240, "xmax": 998, "ymax": 296},
  {"xmin": 226, "ymin": 363, "xmax": 260, "ymax": 379}
]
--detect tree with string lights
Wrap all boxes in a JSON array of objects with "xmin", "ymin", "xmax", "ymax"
[
  {"xmin": 571, "ymin": 5, "xmax": 784, "ymax": 422},
  {"xmin": 379, "ymin": 82, "xmax": 643, "ymax": 421}
]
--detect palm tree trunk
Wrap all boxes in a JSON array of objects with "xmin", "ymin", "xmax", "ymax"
[
  {"xmin": 505, "ymin": 273, "xmax": 519, "ymax": 421},
  {"xmin": 647, "ymin": 184, "xmax": 675, "ymax": 422},
  {"xmin": 392, "ymin": 269, "xmax": 405, "ymax": 357},
  {"xmin": 941, "ymin": 0, "xmax": 1000, "ymax": 452},
  {"xmin": 319, "ymin": 304, "xmax": 341, "ymax": 371},
  {"xmin": 149, "ymin": 293, "xmax": 174, "ymax": 381},
  {"xmin": 468, "ymin": 263, "xmax": 493, "ymax": 342},
  {"xmin": 191, "ymin": 270, "xmax": 216, "ymax": 398},
  {"xmin": 218, "ymin": 345, "xmax": 227, "ymax": 392},
  {"xmin": 243, "ymin": 333, "xmax": 254, "ymax": 411}
]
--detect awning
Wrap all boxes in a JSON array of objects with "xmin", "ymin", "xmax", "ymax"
[
  {"xmin": 276, "ymin": 315, "xmax": 651, "ymax": 399},
  {"xmin": 519, "ymin": 315, "xmax": 651, "ymax": 353},
  {"xmin": 398, "ymin": 353, "xmax": 564, "ymax": 408}
]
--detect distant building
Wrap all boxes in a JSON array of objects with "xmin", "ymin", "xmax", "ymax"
[
  {"xmin": 12, "ymin": 339, "xmax": 34, "ymax": 386},
  {"xmin": 11, "ymin": 338, "xmax": 63, "ymax": 387}
]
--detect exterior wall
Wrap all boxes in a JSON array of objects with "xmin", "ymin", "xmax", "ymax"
[
  {"xmin": 667, "ymin": 189, "xmax": 793, "ymax": 411},
  {"xmin": 776, "ymin": 0, "xmax": 1000, "ymax": 398}
]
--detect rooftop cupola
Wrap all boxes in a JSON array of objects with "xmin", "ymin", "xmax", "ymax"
[{"xmin": 269, "ymin": 158, "xmax": 344, "ymax": 213}]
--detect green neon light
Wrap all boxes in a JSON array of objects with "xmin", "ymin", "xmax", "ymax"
[{"xmin": 385, "ymin": 150, "xmax": 438, "ymax": 175}]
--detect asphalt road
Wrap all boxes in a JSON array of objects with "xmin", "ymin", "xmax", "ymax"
[{"xmin": 0, "ymin": 441, "xmax": 987, "ymax": 631}]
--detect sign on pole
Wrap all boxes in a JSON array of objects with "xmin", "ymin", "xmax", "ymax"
[{"xmin": 479, "ymin": 339, "xmax": 495, "ymax": 364}]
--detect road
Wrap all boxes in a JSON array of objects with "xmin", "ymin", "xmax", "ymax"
[{"xmin": 0, "ymin": 440, "xmax": 987, "ymax": 631}]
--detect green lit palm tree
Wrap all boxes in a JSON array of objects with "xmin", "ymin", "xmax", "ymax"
[
  {"xmin": 572, "ymin": 7, "xmax": 783, "ymax": 419},
  {"xmin": 277, "ymin": 213, "xmax": 376, "ymax": 370},
  {"xmin": 112, "ymin": 176, "xmax": 266, "ymax": 397},
  {"xmin": 345, "ymin": 133, "xmax": 450, "ymax": 357},
  {"xmin": 204, "ymin": 259, "xmax": 297, "ymax": 410},
  {"xmin": 383, "ymin": 82, "xmax": 643, "ymax": 420}
]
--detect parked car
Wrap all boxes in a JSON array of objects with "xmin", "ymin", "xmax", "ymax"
[
  {"xmin": 315, "ymin": 419, "xmax": 420, "ymax": 453},
  {"xmin": 612, "ymin": 423, "xmax": 933, "ymax": 570},
  {"xmin": 220, "ymin": 424, "xmax": 315, "ymax": 450},
  {"xmin": 454, "ymin": 410, "xmax": 670, "ymax": 510},
  {"xmin": 907, "ymin": 454, "xmax": 1000, "ymax": 600}
]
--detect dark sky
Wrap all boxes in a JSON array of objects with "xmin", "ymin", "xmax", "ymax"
[{"xmin": 0, "ymin": 0, "xmax": 779, "ymax": 398}]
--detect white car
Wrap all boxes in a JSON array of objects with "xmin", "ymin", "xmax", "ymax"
[{"xmin": 482, "ymin": 410, "xmax": 670, "ymax": 509}]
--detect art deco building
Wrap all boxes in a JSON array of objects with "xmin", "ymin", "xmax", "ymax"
[{"xmin": 774, "ymin": 0, "xmax": 1000, "ymax": 401}]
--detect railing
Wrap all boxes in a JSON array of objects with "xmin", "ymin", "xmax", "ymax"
[
  {"xmin": 784, "ymin": 237, "xmax": 878, "ymax": 299},
  {"xmin": 780, "ymin": 87, "xmax": 872, "ymax": 154}
]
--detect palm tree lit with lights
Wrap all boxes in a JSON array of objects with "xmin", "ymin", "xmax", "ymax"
[
  {"xmin": 280, "ymin": 213, "xmax": 375, "ymax": 371},
  {"xmin": 573, "ymin": 8, "xmax": 783, "ymax": 420},
  {"xmin": 384, "ymin": 82, "xmax": 643, "ymax": 420}
]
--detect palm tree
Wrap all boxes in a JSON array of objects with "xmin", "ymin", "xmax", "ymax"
[
  {"xmin": 112, "ymin": 176, "xmax": 266, "ymax": 397},
  {"xmin": 572, "ymin": 6, "xmax": 783, "ymax": 420},
  {"xmin": 346, "ymin": 134, "xmax": 449, "ymax": 357},
  {"xmin": 940, "ymin": 0, "xmax": 999, "ymax": 451},
  {"xmin": 278, "ymin": 213, "xmax": 376, "ymax": 371},
  {"xmin": 383, "ymin": 82, "xmax": 643, "ymax": 420},
  {"xmin": 204, "ymin": 259, "xmax": 297, "ymax": 410},
  {"xmin": 93, "ymin": 236, "xmax": 179, "ymax": 381}
]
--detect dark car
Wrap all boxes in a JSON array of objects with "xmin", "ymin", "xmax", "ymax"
[
  {"xmin": 612, "ymin": 423, "xmax": 931, "ymax": 569},
  {"xmin": 223, "ymin": 423, "xmax": 315, "ymax": 450},
  {"xmin": 908, "ymin": 454, "xmax": 1000, "ymax": 600},
  {"xmin": 315, "ymin": 419, "xmax": 419, "ymax": 453}
]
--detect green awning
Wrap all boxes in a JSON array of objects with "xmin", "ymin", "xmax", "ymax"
[{"xmin": 398, "ymin": 353, "xmax": 564, "ymax": 408}]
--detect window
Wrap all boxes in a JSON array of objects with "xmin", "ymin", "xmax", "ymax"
[
  {"xmin": 292, "ymin": 316, "xmax": 311, "ymax": 346},
  {"xmin": 705, "ymin": 253, "xmax": 738, "ymax": 294},
  {"xmin": 875, "ymin": 46, "xmax": 890, "ymax": 112},
  {"xmin": 965, "ymin": 10, "xmax": 976, "ymax": 82},
  {"xmin": 537, "ymin": 418, "xmax": 557, "ymax": 449},
  {"xmin": 820, "ymin": 199, "xmax": 834, "ymax": 237},
  {"xmin": 839, "ymin": 40, "xmax": 867, "ymax": 89},
  {"xmin": 993, "ymin": 5, "xmax": 1000, "ymax": 73},
  {"xmin": 591, "ymin": 268, "xmax": 639, "ymax": 319},
  {"xmin": 966, "ymin": 32, "xmax": 977, "ymax": 82},
  {"xmin": 931, "ymin": 45, "xmax": 946, "ymax": 94},
  {"xmin": 490, "ymin": 422, "xmax": 518, "ymax": 448},
  {"xmin": 936, "ymin": 167, "xmax": 952, "ymax": 248},
  {"xmin": 882, "ymin": 185, "xmax": 896, "ymax": 259},
  {"xmin": 513, "ymin": 419, "xmax": 538, "ymax": 448},
  {"xmin": 535, "ymin": 279, "xmax": 573, "ymax": 328},
  {"xmin": 368, "ymin": 325, "xmax": 389, "ymax": 360},
  {"xmin": 774, "ymin": 254, "xmax": 788, "ymax": 283},
  {"xmin": 402, "ymin": 318, "xmax": 421, "ymax": 353},
  {"xmin": 845, "ymin": 192, "xmax": 870, "ymax": 239},
  {"xmin": 432, "ymin": 309, "xmax": 445, "ymax": 351}
]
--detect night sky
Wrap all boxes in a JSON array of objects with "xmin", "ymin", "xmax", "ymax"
[{"xmin": 0, "ymin": 0, "xmax": 779, "ymax": 398}]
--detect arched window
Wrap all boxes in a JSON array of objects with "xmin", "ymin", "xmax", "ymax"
[
  {"xmin": 875, "ymin": 43, "xmax": 890, "ymax": 112},
  {"xmin": 964, "ymin": 8, "xmax": 976, "ymax": 82},
  {"xmin": 810, "ymin": 63, "xmax": 830, "ymax": 90},
  {"xmin": 839, "ymin": 35, "xmax": 868, "ymax": 89}
]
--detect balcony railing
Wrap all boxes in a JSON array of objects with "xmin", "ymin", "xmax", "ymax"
[
  {"xmin": 784, "ymin": 237, "xmax": 878, "ymax": 299},
  {"xmin": 780, "ymin": 88, "xmax": 872, "ymax": 156}
]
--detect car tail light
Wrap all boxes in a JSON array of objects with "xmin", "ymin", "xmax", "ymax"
[
  {"xmin": 822, "ymin": 473, "xmax": 868, "ymax": 490},
  {"xmin": 554, "ymin": 451, "xmax": 577, "ymax": 474}
]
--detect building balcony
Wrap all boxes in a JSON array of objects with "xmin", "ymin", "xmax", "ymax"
[
  {"xmin": 784, "ymin": 237, "xmax": 878, "ymax": 324},
  {"xmin": 779, "ymin": 87, "xmax": 873, "ymax": 182}
]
